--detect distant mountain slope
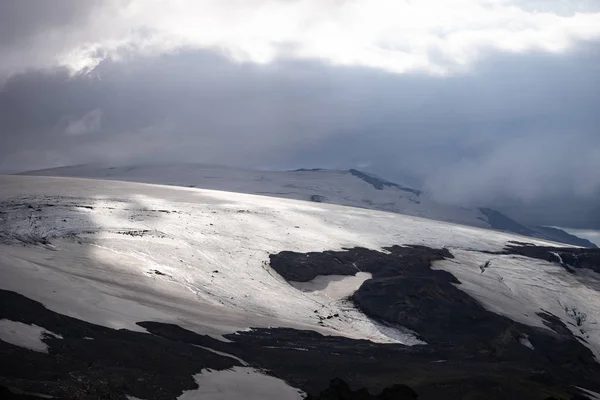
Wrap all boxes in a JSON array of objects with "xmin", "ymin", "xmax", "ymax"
[
  {"xmin": 535, "ymin": 226, "xmax": 598, "ymax": 248},
  {"xmin": 347, "ymin": 169, "xmax": 421, "ymax": 195},
  {"xmin": 479, "ymin": 208, "xmax": 598, "ymax": 248},
  {"xmin": 16, "ymin": 163, "xmax": 489, "ymax": 228},
  {"xmin": 478, "ymin": 208, "xmax": 540, "ymax": 237},
  {"xmin": 18, "ymin": 163, "xmax": 594, "ymax": 247}
]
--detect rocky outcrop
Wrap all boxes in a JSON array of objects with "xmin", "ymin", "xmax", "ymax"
[
  {"xmin": 499, "ymin": 242, "xmax": 600, "ymax": 274},
  {"xmin": 348, "ymin": 169, "xmax": 421, "ymax": 196},
  {"xmin": 304, "ymin": 378, "xmax": 418, "ymax": 400},
  {"xmin": 270, "ymin": 245, "xmax": 452, "ymax": 282}
]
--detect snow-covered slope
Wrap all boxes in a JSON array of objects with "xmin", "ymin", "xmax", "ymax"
[
  {"xmin": 1, "ymin": 175, "xmax": 599, "ymax": 399},
  {"xmin": 21, "ymin": 163, "xmax": 595, "ymax": 248},
  {"xmin": 18, "ymin": 163, "xmax": 493, "ymax": 229},
  {"xmin": 0, "ymin": 175, "xmax": 527, "ymax": 342}
]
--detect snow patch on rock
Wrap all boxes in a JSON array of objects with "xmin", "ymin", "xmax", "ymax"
[
  {"xmin": 0, "ymin": 319, "xmax": 61, "ymax": 353},
  {"xmin": 178, "ymin": 367, "xmax": 304, "ymax": 400}
]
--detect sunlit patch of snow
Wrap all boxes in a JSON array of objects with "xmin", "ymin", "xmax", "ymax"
[
  {"xmin": 371, "ymin": 320, "xmax": 426, "ymax": 346},
  {"xmin": 0, "ymin": 319, "xmax": 61, "ymax": 353},
  {"xmin": 577, "ymin": 386, "xmax": 600, "ymax": 400},
  {"xmin": 18, "ymin": 164, "xmax": 495, "ymax": 229},
  {"xmin": 178, "ymin": 367, "xmax": 304, "ymax": 400},
  {"xmin": 519, "ymin": 334, "xmax": 535, "ymax": 350},
  {"xmin": 194, "ymin": 346, "xmax": 249, "ymax": 367},
  {"xmin": 290, "ymin": 272, "xmax": 372, "ymax": 298},
  {"xmin": 551, "ymin": 251, "xmax": 564, "ymax": 264}
]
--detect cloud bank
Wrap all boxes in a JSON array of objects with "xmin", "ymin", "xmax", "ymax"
[
  {"xmin": 2, "ymin": 0, "xmax": 600, "ymax": 79},
  {"xmin": 0, "ymin": 0, "xmax": 598, "ymax": 228}
]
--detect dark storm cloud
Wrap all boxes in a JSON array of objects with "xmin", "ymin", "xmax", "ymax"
[{"xmin": 1, "ymin": 42, "xmax": 599, "ymax": 228}]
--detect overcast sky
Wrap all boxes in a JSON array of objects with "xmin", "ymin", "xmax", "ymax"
[{"xmin": 1, "ymin": 0, "xmax": 599, "ymax": 228}]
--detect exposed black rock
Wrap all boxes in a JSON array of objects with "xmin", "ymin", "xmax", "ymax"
[
  {"xmin": 0, "ymin": 386, "xmax": 54, "ymax": 399},
  {"xmin": 304, "ymin": 378, "xmax": 418, "ymax": 400},
  {"xmin": 310, "ymin": 195, "xmax": 327, "ymax": 203},
  {"xmin": 480, "ymin": 259, "xmax": 492, "ymax": 273},
  {"xmin": 498, "ymin": 242, "xmax": 600, "ymax": 274},
  {"xmin": 0, "ymin": 290, "xmax": 239, "ymax": 400},
  {"xmin": 348, "ymin": 169, "xmax": 421, "ymax": 196},
  {"xmin": 142, "ymin": 323, "xmax": 599, "ymax": 399},
  {"xmin": 269, "ymin": 245, "xmax": 452, "ymax": 282}
]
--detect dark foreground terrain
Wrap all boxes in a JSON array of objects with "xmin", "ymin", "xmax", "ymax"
[{"xmin": 2, "ymin": 244, "xmax": 600, "ymax": 399}]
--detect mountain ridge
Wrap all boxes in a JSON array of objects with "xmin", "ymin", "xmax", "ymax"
[{"xmin": 16, "ymin": 163, "xmax": 595, "ymax": 248}]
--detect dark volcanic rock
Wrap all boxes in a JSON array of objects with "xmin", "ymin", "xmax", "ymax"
[
  {"xmin": 0, "ymin": 386, "xmax": 52, "ymax": 399},
  {"xmin": 348, "ymin": 169, "xmax": 421, "ymax": 196},
  {"xmin": 353, "ymin": 275, "xmax": 494, "ymax": 346},
  {"xmin": 270, "ymin": 245, "xmax": 453, "ymax": 282},
  {"xmin": 499, "ymin": 242, "xmax": 600, "ymax": 274},
  {"xmin": 269, "ymin": 250, "xmax": 359, "ymax": 282},
  {"xmin": 0, "ymin": 290, "xmax": 239, "ymax": 400},
  {"xmin": 304, "ymin": 378, "xmax": 418, "ymax": 400}
]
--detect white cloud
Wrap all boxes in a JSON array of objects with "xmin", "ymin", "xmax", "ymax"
[
  {"xmin": 3, "ymin": 0, "xmax": 600, "ymax": 77},
  {"xmin": 63, "ymin": 109, "xmax": 103, "ymax": 136},
  {"xmin": 424, "ymin": 132, "xmax": 600, "ymax": 206}
]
